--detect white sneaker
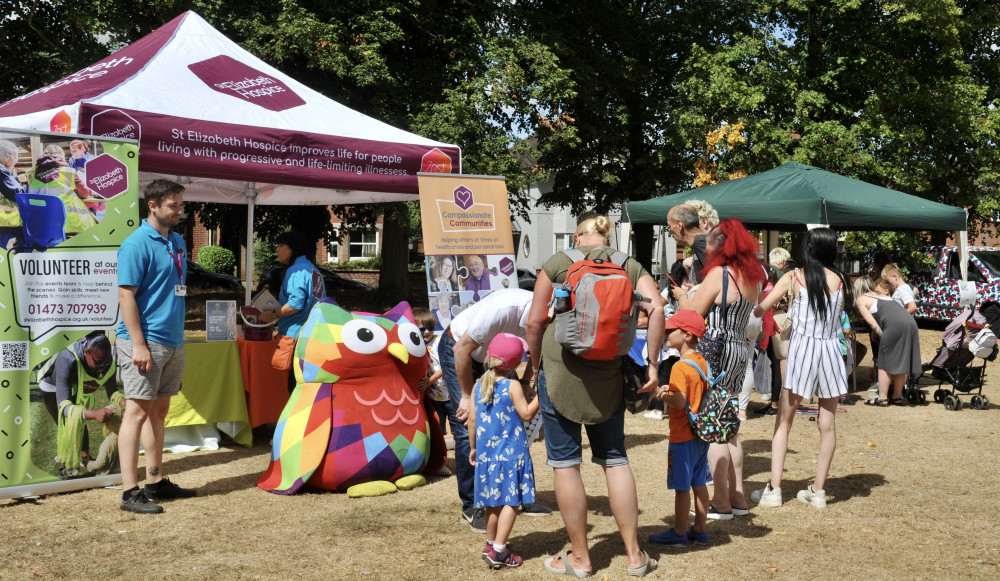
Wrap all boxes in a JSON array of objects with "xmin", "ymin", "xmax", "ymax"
[
  {"xmin": 796, "ymin": 485, "xmax": 827, "ymax": 508},
  {"xmin": 750, "ymin": 483, "xmax": 782, "ymax": 507},
  {"xmin": 643, "ymin": 409, "xmax": 664, "ymax": 420}
]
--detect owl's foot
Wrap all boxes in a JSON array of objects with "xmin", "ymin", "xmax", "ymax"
[
  {"xmin": 395, "ymin": 474, "xmax": 427, "ymax": 490},
  {"xmin": 346, "ymin": 480, "xmax": 398, "ymax": 498}
]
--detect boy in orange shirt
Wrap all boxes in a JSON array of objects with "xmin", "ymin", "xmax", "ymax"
[{"xmin": 649, "ymin": 309, "xmax": 711, "ymax": 548}]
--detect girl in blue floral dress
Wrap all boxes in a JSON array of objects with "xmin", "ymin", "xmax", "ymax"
[{"xmin": 470, "ymin": 333, "xmax": 538, "ymax": 569}]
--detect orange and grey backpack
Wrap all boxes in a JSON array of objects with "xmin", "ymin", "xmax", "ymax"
[{"xmin": 553, "ymin": 247, "xmax": 640, "ymax": 360}]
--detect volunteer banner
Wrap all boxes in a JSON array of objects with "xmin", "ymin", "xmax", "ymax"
[
  {"xmin": 417, "ymin": 174, "xmax": 517, "ymax": 330},
  {"xmin": 0, "ymin": 128, "xmax": 138, "ymax": 498}
]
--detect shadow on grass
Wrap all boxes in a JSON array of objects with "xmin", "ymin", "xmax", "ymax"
[
  {"xmin": 160, "ymin": 444, "xmax": 268, "ymax": 496},
  {"xmin": 625, "ymin": 431, "xmax": 668, "ymax": 450},
  {"xmin": 507, "ymin": 524, "xmax": 597, "ymax": 564}
]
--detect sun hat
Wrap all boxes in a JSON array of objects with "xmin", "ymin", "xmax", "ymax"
[
  {"xmin": 487, "ymin": 333, "xmax": 528, "ymax": 370},
  {"xmin": 664, "ymin": 309, "xmax": 706, "ymax": 338}
]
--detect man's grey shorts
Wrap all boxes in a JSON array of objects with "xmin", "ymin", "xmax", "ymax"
[{"xmin": 116, "ymin": 337, "xmax": 185, "ymax": 400}]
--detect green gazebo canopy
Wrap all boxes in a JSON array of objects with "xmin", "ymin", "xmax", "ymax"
[{"xmin": 623, "ymin": 161, "xmax": 967, "ymax": 232}]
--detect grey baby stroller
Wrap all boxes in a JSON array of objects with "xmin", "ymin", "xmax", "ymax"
[{"xmin": 921, "ymin": 302, "xmax": 999, "ymax": 410}]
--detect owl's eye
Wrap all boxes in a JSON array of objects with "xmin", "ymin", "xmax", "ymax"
[
  {"xmin": 396, "ymin": 322, "xmax": 427, "ymax": 357},
  {"xmin": 341, "ymin": 319, "xmax": 388, "ymax": 354}
]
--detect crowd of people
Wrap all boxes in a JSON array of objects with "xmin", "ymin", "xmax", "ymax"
[
  {"xmin": 69, "ymin": 180, "xmax": 926, "ymax": 574},
  {"xmin": 410, "ymin": 202, "xmax": 927, "ymax": 575}
]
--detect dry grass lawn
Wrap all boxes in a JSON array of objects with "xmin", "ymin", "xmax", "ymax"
[{"xmin": 3, "ymin": 328, "xmax": 1000, "ymax": 580}]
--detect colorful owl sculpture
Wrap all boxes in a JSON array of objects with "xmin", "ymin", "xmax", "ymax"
[{"xmin": 257, "ymin": 299, "xmax": 447, "ymax": 495}]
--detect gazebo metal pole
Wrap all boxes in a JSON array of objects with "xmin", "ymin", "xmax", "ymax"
[{"xmin": 244, "ymin": 182, "xmax": 257, "ymax": 305}]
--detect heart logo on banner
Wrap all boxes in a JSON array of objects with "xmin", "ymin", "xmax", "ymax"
[{"xmin": 453, "ymin": 186, "xmax": 474, "ymax": 210}]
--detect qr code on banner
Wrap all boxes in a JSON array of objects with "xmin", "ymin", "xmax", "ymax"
[{"xmin": 1, "ymin": 341, "xmax": 29, "ymax": 371}]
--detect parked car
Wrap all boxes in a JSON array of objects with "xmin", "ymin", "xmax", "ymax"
[
  {"xmin": 866, "ymin": 246, "xmax": 1000, "ymax": 321},
  {"xmin": 255, "ymin": 264, "xmax": 373, "ymax": 299},
  {"xmin": 517, "ymin": 268, "xmax": 537, "ymax": 291},
  {"xmin": 185, "ymin": 260, "xmax": 244, "ymax": 292}
]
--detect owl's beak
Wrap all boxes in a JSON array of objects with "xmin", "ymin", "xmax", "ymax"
[{"xmin": 388, "ymin": 342, "xmax": 409, "ymax": 364}]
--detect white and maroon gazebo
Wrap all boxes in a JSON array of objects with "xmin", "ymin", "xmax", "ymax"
[{"xmin": 0, "ymin": 11, "xmax": 461, "ymax": 299}]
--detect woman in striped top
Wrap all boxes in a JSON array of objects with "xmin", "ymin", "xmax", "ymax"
[
  {"xmin": 751, "ymin": 228, "xmax": 851, "ymax": 509},
  {"xmin": 674, "ymin": 219, "xmax": 764, "ymax": 519}
]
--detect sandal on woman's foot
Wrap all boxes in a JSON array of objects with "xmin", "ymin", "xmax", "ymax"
[
  {"xmin": 627, "ymin": 550, "xmax": 657, "ymax": 577},
  {"xmin": 544, "ymin": 550, "xmax": 591, "ymax": 578},
  {"xmin": 865, "ymin": 398, "xmax": 889, "ymax": 407}
]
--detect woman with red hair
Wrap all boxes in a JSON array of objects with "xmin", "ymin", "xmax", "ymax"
[{"xmin": 671, "ymin": 219, "xmax": 765, "ymax": 522}]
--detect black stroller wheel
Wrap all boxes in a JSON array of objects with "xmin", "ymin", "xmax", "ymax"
[
  {"xmin": 982, "ymin": 395, "xmax": 991, "ymax": 409},
  {"xmin": 934, "ymin": 389, "xmax": 947, "ymax": 404},
  {"xmin": 971, "ymin": 395, "xmax": 983, "ymax": 409},
  {"xmin": 906, "ymin": 390, "xmax": 920, "ymax": 405},
  {"xmin": 919, "ymin": 392, "xmax": 927, "ymax": 404},
  {"xmin": 944, "ymin": 395, "xmax": 957, "ymax": 411}
]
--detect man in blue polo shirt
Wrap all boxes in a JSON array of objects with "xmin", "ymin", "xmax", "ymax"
[{"xmin": 116, "ymin": 179, "xmax": 196, "ymax": 514}]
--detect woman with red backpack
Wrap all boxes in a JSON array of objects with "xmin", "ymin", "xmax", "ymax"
[{"xmin": 525, "ymin": 214, "xmax": 663, "ymax": 577}]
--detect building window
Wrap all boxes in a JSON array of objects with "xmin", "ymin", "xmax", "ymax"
[
  {"xmin": 554, "ymin": 233, "xmax": 574, "ymax": 253},
  {"xmin": 349, "ymin": 231, "xmax": 378, "ymax": 259}
]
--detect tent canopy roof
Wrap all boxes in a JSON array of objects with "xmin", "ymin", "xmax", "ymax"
[
  {"xmin": 0, "ymin": 11, "xmax": 461, "ymax": 205},
  {"xmin": 623, "ymin": 162, "xmax": 967, "ymax": 232}
]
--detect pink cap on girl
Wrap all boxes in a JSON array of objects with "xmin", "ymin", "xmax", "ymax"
[{"xmin": 487, "ymin": 333, "xmax": 528, "ymax": 370}]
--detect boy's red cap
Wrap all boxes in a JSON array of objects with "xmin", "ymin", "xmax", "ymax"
[{"xmin": 665, "ymin": 309, "xmax": 706, "ymax": 337}]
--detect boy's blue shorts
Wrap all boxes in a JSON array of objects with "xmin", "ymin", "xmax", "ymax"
[{"xmin": 667, "ymin": 439, "xmax": 710, "ymax": 491}]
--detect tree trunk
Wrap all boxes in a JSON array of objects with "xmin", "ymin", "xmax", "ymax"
[
  {"xmin": 632, "ymin": 223, "xmax": 654, "ymax": 273},
  {"xmin": 377, "ymin": 208, "xmax": 410, "ymax": 306}
]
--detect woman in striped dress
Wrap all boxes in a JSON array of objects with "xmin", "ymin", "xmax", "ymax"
[
  {"xmin": 675, "ymin": 219, "xmax": 764, "ymax": 519},
  {"xmin": 751, "ymin": 228, "xmax": 851, "ymax": 509}
]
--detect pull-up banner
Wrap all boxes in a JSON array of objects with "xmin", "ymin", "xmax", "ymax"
[
  {"xmin": 417, "ymin": 173, "xmax": 517, "ymax": 330},
  {"xmin": 0, "ymin": 128, "xmax": 139, "ymax": 499}
]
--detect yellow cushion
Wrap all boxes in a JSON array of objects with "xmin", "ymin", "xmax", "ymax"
[
  {"xmin": 394, "ymin": 474, "xmax": 428, "ymax": 491},
  {"xmin": 346, "ymin": 480, "xmax": 398, "ymax": 498}
]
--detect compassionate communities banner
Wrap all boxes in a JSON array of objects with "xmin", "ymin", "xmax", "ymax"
[
  {"xmin": 0, "ymin": 128, "xmax": 138, "ymax": 498},
  {"xmin": 417, "ymin": 174, "xmax": 518, "ymax": 330}
]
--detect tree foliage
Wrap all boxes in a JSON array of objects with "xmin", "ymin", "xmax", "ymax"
[
  {"xmin": 3, "ymin": 0, "xmax": 999, "ymax": 275},
  {"xmin": 674, "ymin": 0, "xmax": 1000, "ymax": 252}
]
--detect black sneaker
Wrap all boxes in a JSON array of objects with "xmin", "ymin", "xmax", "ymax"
[
  {"xmin": 519, "ymin": 502, "xmax": 553, "ymax": 517},
  {"xmin": 144, "ymin": 478, "xmax": 197, "ymax": 501},
  {"xmin": 120, "ymin": 487, "xmax": 163, "ymax": 514},
  {"xmin": 462, "ymin": 507, "xmax": 487, "ymax": 533},
  {"xmin": 755, "ymin": 405, "xmax": 778, "ymax": 416}
]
